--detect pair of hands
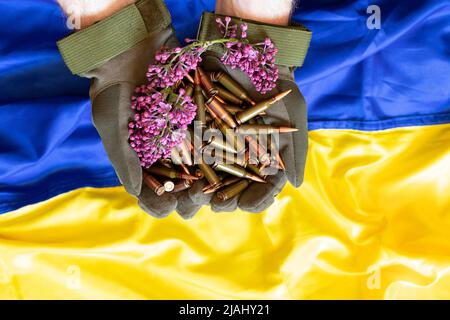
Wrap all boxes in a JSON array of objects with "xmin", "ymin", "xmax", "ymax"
[{"xmin": 57, "ymin": 0, "xmax": 306, "ymax": 218}]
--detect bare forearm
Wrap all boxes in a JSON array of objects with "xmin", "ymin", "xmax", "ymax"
[{"xmin": 215, "ymin": 0, "xmax": 295, "ymax": 26}]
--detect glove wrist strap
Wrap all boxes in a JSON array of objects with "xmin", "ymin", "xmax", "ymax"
[
  {"xmin": 197, "ymin": 12, "xmax": 312, "ymax": 68},
  {"xmin": 57, "ymin": 0, "xmax": 171, "ymax": 75}
]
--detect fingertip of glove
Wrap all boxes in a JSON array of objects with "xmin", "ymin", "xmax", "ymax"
[
  {"xmin": 238, "ymin": 174, "xmax": 287, "ymax": 212},
  {"xmin": 211, "ymin": 195, "xmax": 239, "ymax": 213},
  {"xmin": 176, "ymin": 190, "xmax": 202, "ymax": 219},
  {"xmin": 138, "ymin": 188, "xmax": 177, "ymax": 218},
  {"xmin": 188, "ymin": 180, "xmax": 214, "ymax": 205}
]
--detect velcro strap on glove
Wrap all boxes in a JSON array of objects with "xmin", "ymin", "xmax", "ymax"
[
  {"xmin": 57, "ymin": 0, "xmax": 171, "ymax": 75},
  {"xmin": 197, "ymin": 12, "xmax": 312, "ymax": 68}
]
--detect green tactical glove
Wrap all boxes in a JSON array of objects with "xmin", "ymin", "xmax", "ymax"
[
  {"xmin": 193, "ymin": 12, "xmax": 312, "ymax": 213},
  {"xmin": 57, "ymin": 0, "xmax": 201, "ymax": 218}
]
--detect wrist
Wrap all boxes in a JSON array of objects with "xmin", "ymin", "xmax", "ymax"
[
  {"xmin": 215, "ymin": 0, "xmax": 294, "ymax": 26},
  {"xmin": 58, "ymin": 0, "xmax": 136, "ymax": 29}
]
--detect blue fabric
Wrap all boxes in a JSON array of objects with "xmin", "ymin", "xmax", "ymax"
[
  {"xmin": 296, "ymin": 0, "xmax": 450, "ymax": 130},
  {"xmin": 0, "ymin": 0, "xmax": 449, "ymax": 213}
]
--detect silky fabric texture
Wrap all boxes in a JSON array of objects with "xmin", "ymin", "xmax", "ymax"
[
  {"xmin": 1, "ymin": 124, "xmax": 449, "ymax": 299},
  {"xmin": 1, "ymin": 0, "xmax": 450, "ymax": 213}
]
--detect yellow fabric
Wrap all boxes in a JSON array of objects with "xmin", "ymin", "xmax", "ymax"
[{"xmin": 1, "ymin": 123, "xmax": 449, "ymax": 299}]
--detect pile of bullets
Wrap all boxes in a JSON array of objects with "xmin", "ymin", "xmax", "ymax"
[{"xmin": 142, "ymin": 67, "xmax": 296, "ymax": 202}]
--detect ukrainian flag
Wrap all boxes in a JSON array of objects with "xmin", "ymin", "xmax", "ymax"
[{"xmin": 0, "ymin": 0, "xmax": 449, "ymax": 299}]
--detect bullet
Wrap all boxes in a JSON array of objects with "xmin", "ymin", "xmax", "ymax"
[
  {"xmin": 147, "ymin": 166, "xmax": 198, "ymax": 180},
  {"xmin": 177, "ymin": 140, "xmax": 193, "ymax": 166},
  {"xmin": 245, "ymin": 149, "xmax": 259, "ymax": 166},
  {"xmin": 245, "ymin": 136, "xmax": 272, "ymax": 167},
  {"xmin": 197, "ymin": 163, "xmax": 222, "ymax": 187},
  {"xmin": 205, "ymin": 96, "xmax": 237, "ymax": 129},
  {"xmin": 195, "ymin": 168, "xmax": 204, "ymax": 179},
  {"xmin": 163, "ymin": 180, "xmax": 175, "ymax": 192},
  {"xmin": 235, "ymin": 90, "xmax": 292, "ymax": 124},
  {"xmin": 185, "ymin": 73, "xmax": 194, "ymax": 84},
  {"xmin": 255, "ymin": 118, "xmax": 286, "ymax": 171},
  {"xmin": 208, "ymin": 111, "xmax": 245, "ymax": 153},
  {"xmin": 266, "ymin": 135, "xmax": 286, "ymax": 171},
  {"xmin": 223, "ymin": 105, "xmax": 243, "ymax": 115},
  {"xmin": 203, "ymin": 148, "xmax": 247, "ymax": 167},
  {"xmin": 212, "ymin": 162, "xmax": 266, "ymax": 183},
  {"xmin": 217, "ymin": 180, "xmax": 250, "ymax": 201},
  {"xmin": 158, "ymin": 158, "xmax": 173, "ymax": 168},
  {"xmin": 184, "ymin": 83, "xmax": 194, "ymax": 97},
  {"xmin": 197, "ymin": 67, "xmax": 218, "ymax": 96},
  {"xmin": 216, "ymin": 86, "xmax": 243, "ymax": 105},
  {"xmin": 210, "ymin": 71, "xmax": 256, "ymax": 106},
  {"xmin": 214, "ymin": 94, "xmax": 227, "ymax": 104},
  {"xmin": 143, "ymin": 172, "xmax": 165, "ymax": 196},
  {"xmin": 171, "ymin": 180, "xmax": 192, "ymax": 193},
  {"xmin": 194, "ymin": 69, "xmax": 207, "ymax": 128},
  {"xmin": 205, "ymin": 135, "xmax": 237, "ymax": 154},
  {"xmin": 223, "ymin": 106, "xmax": 266, "ymax": 116},
  {"xmin": 203, "ymin": 176, "xmax": 241, "ymax": 194},
  {"xmin": 246, "ymin": 163, "xmax": 266, "ymax": 178},
  {"xmin": 235, "ymin": 124, "xmax": 298, "ymax": 135},
  {"xmin": 170, "ymin": 148, "xmax": 183, "ymax": 165}
]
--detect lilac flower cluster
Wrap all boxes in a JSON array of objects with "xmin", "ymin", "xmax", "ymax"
[
  {"xmin": 217, "ymin": 17, "xmax": 279, "ymax": 94},
  {"xmin": 128, "ymin": 87, "xmax": 196, "ymax": 168},
  {"xmin": 128, "ymin": 16, "xmax": 279, "ymax": 167},
  {"xmin": 146, "ymin": 46, "xmax": 205, "ymax": 88}
]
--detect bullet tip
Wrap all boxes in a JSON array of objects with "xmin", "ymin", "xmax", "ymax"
[
  {"xmin": 248, "ymin": 174, "xmax": 266, "ymax": 183},
  {"xmin": 280, "ymin": 127, "xmax": 299, "ymax": 133},
  {"xmin": 185, "ymin": 73, "xmax": 194, "ymax": 84},
  {"xmin": 194, "ymin": 69, "xmax": 201, "ymax": 85}
]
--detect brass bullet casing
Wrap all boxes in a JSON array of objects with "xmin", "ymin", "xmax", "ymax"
[
  {"xmin": 245, "ymin": 149, "xmax": 259, "ymax": 166},
  {"xmin": 217, "ymin": 180, "xmax": 250, "ymax": 201},
  {"xmin": 212, "ymin": 162, "xmax": 266, "ymax": 183},
  {"xmin": 225, "ymin": 107, "xmax": 266, "ymax": 116},
  {"xmin": 143, "ymin": 172, "xmax": 165, "ymax": 196},
  {"xmin": 246, "ymin": 136, "xmax": 271, "ymax": 167},
  {"xmin": 246, "ymin": 163, "xmax": 266, "ymax": 179},
  {"xmin": 203, "ymin": 148, "xmax": 247, "ymax": 167},
  {"xmin": 170, "ymin": 148, "xmax": 183, "ymax": 165},
  {"xmin": 235, "ymin": 89, "xmax": 292, "ymax": 124},
  {"xmin": 214, "ymin": 95, "xmax": 226, "ymax": 104},
  {"xmin": 163, "ymin": 180, "xmax": 175, "ymax": 192},
  {"xmin": 235, "ymin": 124, "xmax": 298, "ymax": 135},
  {"xmin": 185, "ymin": 73, "xmax": 194, "ymax": 84},
  {"xmin": 158, "ymin": 158, "xmax": 173, "ymax": 168},
  {"xmin": 211, "ymin": 71, "xmax": 256, "ymax": 106},
  {"xmin": 223, "ymin": 105, "xmax": 243, "ymax": 115},
  {"xmin": 184, "ymin": 83, "xmax": 194, "ymax": 97},
  {"xmin": 171, "ymin": 180, "xmax": 192, "ymax": 193},
  {"xmin": 205, "ymin": 96, "xmax": 237, "ymax": 129},
  {"xmin": 194, "ymin": 69, "xmax": 207, "ymax": 128},
  {"xmin": 147, "ymin": 166, "xmax": 198, "ymax": 180},
  {"xmin": 203, "ymin": 176, "xmax": 241, "ymax": 194},
  {"xmin": 197, "ymin": 67, "xmax": 218, "ymax": 96},
  {"xmin": 216, "ymin": 86, "xmax": 243, "ymax": 105},
  {"xmin": 267, "ymin": 134, "xmax": 286, "ymax": 171},
  {"xmin": 195, "ymin": 168, "xmax": 204, "ymax": 179},
  {"xmin": 197, "ymin": 163, "xmax": 222, "ymax": 187},
  {"xmin": 208, "ymin": 113, "xmax": 246, "ymax": 153},
  {"xmin": 206, "ymin": 135, "xmax": 237, "ymax": 154},
  {"xmin": 255, "ymin": 118, "xmax": 286, "ymax": 171},
  {"xmin": 177, "ymin": 139, "xmax": 193, "ymax": 166}
]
